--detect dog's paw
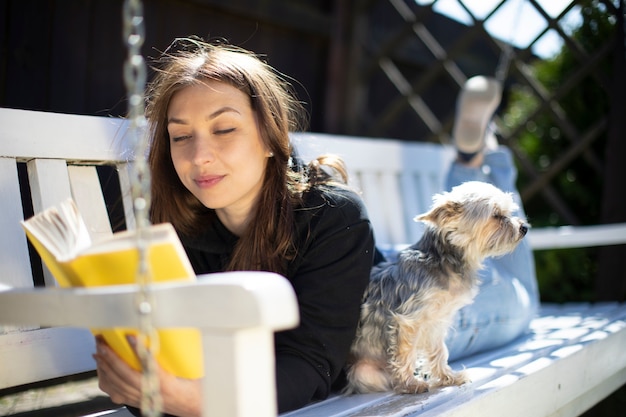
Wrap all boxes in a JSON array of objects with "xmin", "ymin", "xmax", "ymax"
[
  {"xmin": 431, "ymin": 370, "xmax": 471, "ymax": 388},
  {"xmin": 394, "ymin": 377, "xmax": 429, "ymax": 394}
]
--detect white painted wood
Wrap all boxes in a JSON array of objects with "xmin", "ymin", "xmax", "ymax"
[
  {"xmin": 0, "ymin": 109, "xmax": 136, "ymax": 389},
  {"xmin": 423, "ymin": 315, "xmax": 626, "ymax": 417},
  {"xmin": 361, "ymin": 171, "xmax": 396, "ymax": 244},
  {"xmin": 27, "ymin": 158, "xmax": 72, "ymax": 216},
  {"xmin": 68, "ymin": 165, "xmax": 113, "ymax": 243},
  {"xmin": 0, "ymin": 108, "xmax": 131, "ymax": 162},
  {"xmin": 291, "ymin": 133, "xmax": 455, "ymax": 246},
  {"xmin": 293, "ymin": 132, "xmax": 626, "ymax": 250},
  {"xmin": 527, "ymin": 222, "xmax": 626, "ymax": 250},
  {"xmin": 0, "ymin": 157, "xmax": 33, "ymax": 289},
  {"xmin": 202, "ymin": 328, "xmax": 277, "ymax": 417},
  {"xmin": 0, "ymin": 272, "xmax": 298, "ymax": 330},
  {"xmin": 281, "ymin": 303, "xmax": 626, "ymax": 417},
  {"xmin": 0, "ymin": 327, "xmax": 96, "ymax": 389},
  {"xmin": 116, "ymin": 162, "xmax": 136, "ymax": 231},
  {"xmin": 27, "ymin": 158, "xmax": 73, "ymax": 287},
  {"xmin": 399, "ymin": 143, "xmax": 455, "ymax": 243},
  {"xmin": 0, "ymin": 157, "xmax": 35, "ymax": 336},
  {"xmin": 291, "ymin": 133, "xmax": 406, "ymax": 245},
  {"xmin": 0, "ymin": 272, "xmax": 299, "ymax": 417},
  {"xmin": 380, "ymin": 172, "xmax": 407, "ymax": 244}
]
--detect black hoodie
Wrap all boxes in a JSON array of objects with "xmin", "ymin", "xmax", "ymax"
[{"xmin": 176, "ymin": 184, "xmax": 375, "ymax": 413}]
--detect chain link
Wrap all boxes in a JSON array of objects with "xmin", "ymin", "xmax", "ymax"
[{"xmin": 122, "ymin": 1, "xmax": 163, "ymax": 416}]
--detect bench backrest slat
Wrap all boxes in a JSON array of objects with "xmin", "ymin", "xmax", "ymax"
[
  {"xmin": 291, "ymin": 132, "xmax": 456, "ymax": 246},
  {"xmin": 68, "ymin": 165, "xmax": 114, "ymax": 243},
  {"xmin": 0, "ymin": 108, "xmax": 130, "ymax": 162},
  {"xmin": 0, "ymin": 157, "xmax": 32, "ymax": 289}
]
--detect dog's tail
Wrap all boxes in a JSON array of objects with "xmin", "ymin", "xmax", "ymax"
[{"xmin": 344, "ymin": 359, "xmax": 392, "ymax": 395}]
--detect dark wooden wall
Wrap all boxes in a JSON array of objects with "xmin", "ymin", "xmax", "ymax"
[
  {"xmin": 0, "ymin": 0, "xmax": 494, "ymax": 138},
  {"xmin": 0, "ymin": 0, "xmax": 335, "ymax": 132}
]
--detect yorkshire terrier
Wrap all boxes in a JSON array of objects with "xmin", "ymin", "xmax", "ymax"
[{"xmin": 346, "ymin": 181, "xmax": 529, "ymax": 394}]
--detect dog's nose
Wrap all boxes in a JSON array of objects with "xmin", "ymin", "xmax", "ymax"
[{"xmin": 519, "ymin": 224, "xmax": 529, "ymax": 237}]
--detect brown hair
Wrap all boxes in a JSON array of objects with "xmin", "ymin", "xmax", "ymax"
[{"xmin": 145, "ymin": 37, "xmax": 347, "ymax": 274}]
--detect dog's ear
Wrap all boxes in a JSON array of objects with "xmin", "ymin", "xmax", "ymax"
[{"xmin": 414, "ymin": 201, "xmax": 462, "ymax": 225}]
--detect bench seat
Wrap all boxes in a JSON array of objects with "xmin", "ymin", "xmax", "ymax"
[
  {"xmin": 82, "ymin": 302, "xmax": 626, "ymax": 417},
  {"xmin": 282, "ymin": 302, "xmax": 626, "ymax": 417}
]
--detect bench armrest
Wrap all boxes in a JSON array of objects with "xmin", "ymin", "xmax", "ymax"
[
  {"xmin": 0, "ymin": 271, "xmax": 299, "ymax": 417},
  {"xmin": 527, "ymin": 222, "xmax": 626, "ymax": 250}
]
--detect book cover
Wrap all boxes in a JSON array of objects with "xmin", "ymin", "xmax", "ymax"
[{"xmin": 21, "ymin": 198, "xmax": 203, "ymax": 379}]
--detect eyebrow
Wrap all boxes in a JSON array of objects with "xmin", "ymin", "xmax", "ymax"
[{"xmin": 167, "ymin": 106, "xmax": 241, "ymax": 125}]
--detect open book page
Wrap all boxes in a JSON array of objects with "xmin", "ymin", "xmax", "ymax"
[{"xmin": 21, "ymin": 198, "xmax": 91, "ymax": 262}]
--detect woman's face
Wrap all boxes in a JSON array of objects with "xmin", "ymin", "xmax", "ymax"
[{"xmin": 167, "ymin": 80, "xmax": 271, "ymax": 234}]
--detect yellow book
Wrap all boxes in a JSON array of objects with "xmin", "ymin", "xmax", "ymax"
[{"xmin": 21, "ymin": 198, "xmax": 203, "ymax": 379}]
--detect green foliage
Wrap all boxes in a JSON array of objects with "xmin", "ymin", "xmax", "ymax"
[
  {"xmin": 533, "ymin": 248, "xmax": 597, "ymax": 303},
  {"xmin": 503, "ymin": 0, "xmax": 617, "ymax": 303}
]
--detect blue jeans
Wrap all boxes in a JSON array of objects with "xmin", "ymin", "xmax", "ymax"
[{"xmin": 444, "ymin": 147, "xmax": 539, "ymax": 360}]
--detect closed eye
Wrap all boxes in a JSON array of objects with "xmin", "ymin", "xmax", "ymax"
[
  {"xmin": 172, "ymin": 135, "xmax": 192, "ymax": 143},
  {"xmin": 214, "ymin": 127, "xmax": 236, "ymax": 135}
]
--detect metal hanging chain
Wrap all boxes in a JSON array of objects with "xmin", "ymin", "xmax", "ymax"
[{"xmin": 122, "ymin": 0, "xmax": 163, "ymax": 416}]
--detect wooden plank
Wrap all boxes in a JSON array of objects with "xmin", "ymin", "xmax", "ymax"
[
  {"xmin": 282, "ymin": 303, "xmax": 626, "ymax": 417},
  {"xmin": 292, "ymin": 133, "xmax": 412, "ymax": 245},
  {"xmin": 360, "ymin": 172, "xmax": 393, "ymax": 244},
  {"xmin": 0, "ymin": 157, "xmax": 36, "ymax": 336},
  {"xmin": 528, "ymin": 222, "xmax": 626, "ymax": 250},
  {"xmin": 27, "ymin": 158, "xmax": 72, "ymax": 214},
  {"xmin": 380, "ymin": 172, "xmax": 407, "ymax": 244},
  {"xmin": 27, "ymin": 159, "xmax": 72, "ymax": 287},
  {"xmin": 116, "ymin": 162, "xmax": 136, "ymax": 231},
  {"xmin": 0, "ymin": 272, "xmax": 298, "ymax": 330},
  {"xmin": 291, "ymin": 133, "xmax": 457, "ymax": 246},
  {"xmin": 291, "ymin": 133, "xmax": 404, "ymax": 174},
  {"xmin": 0, "ymin": 158, "xmax": 33, "ymax": 289},
  {"xmin": 0, "ymin": 157, "xmax": 101, "ymax": 388},
  {"xmin": 422, "ymin": 322, "xmax": 626, "ymax": 417},
  {"xmin": 68, "ymin": 165, "xmax": 113, "ymax": 243},
  {"xmin": 0, "ymin": 327, "xmax": 96, "ymax": 390},
  {"xmin": 399, "ymin": 143, "xmax": 455, "ymax": 243},
  {"xmin": 0, "ymin": 108, "xmax": 131, "ymax": 162}
]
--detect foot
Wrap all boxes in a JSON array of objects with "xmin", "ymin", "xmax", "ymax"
[{"xmin": 453, "ymin": 76, "xmax": 502, "ymax": 161}]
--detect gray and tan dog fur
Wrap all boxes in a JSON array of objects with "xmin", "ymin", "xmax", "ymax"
[{"xmin": 346, "ymin": 181, "xmax": 529, "ymax": 394}]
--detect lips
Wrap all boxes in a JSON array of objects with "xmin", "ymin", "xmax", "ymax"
[{"xmin": 194, "ymin": 174, "xmax": 225, "ymax": 188}]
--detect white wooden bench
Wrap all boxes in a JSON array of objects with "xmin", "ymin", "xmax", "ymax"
[
  {"xmin": 0, "ymin": 108, "xmax": 625, "ymax": 417},
  {"xmin": 286, "ymin": 133, "xmax": 626, "ymax": 416},
  {"xmin": 0, "ymin": 108, "xmax": 298, "ymax": 417}
]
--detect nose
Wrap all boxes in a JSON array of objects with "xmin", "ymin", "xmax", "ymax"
[
  {"xmin": 519, "ymin": 223, "xmax": 529, "ymax": 237},
  {"xmin": 192, "ymin": 137, "xmax": 215, "ymax": 165}
]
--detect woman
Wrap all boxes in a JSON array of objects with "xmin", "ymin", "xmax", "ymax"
[{"xmin": 94, "ymin": 37, "xmax": 376, "ymax": 416}]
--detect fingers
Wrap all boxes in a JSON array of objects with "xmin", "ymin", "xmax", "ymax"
[
  {"xmin": 93, "ymin": 336, "xmax": 202, "ymax": 416},
  {"xmin": 94, "ymin": 337, "xmax": 142, "ymax": 406}
]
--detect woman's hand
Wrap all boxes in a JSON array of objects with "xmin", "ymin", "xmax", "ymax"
[{"xmin": 93, "ymin": 336, "xmax": 203, "ymax": 417}]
